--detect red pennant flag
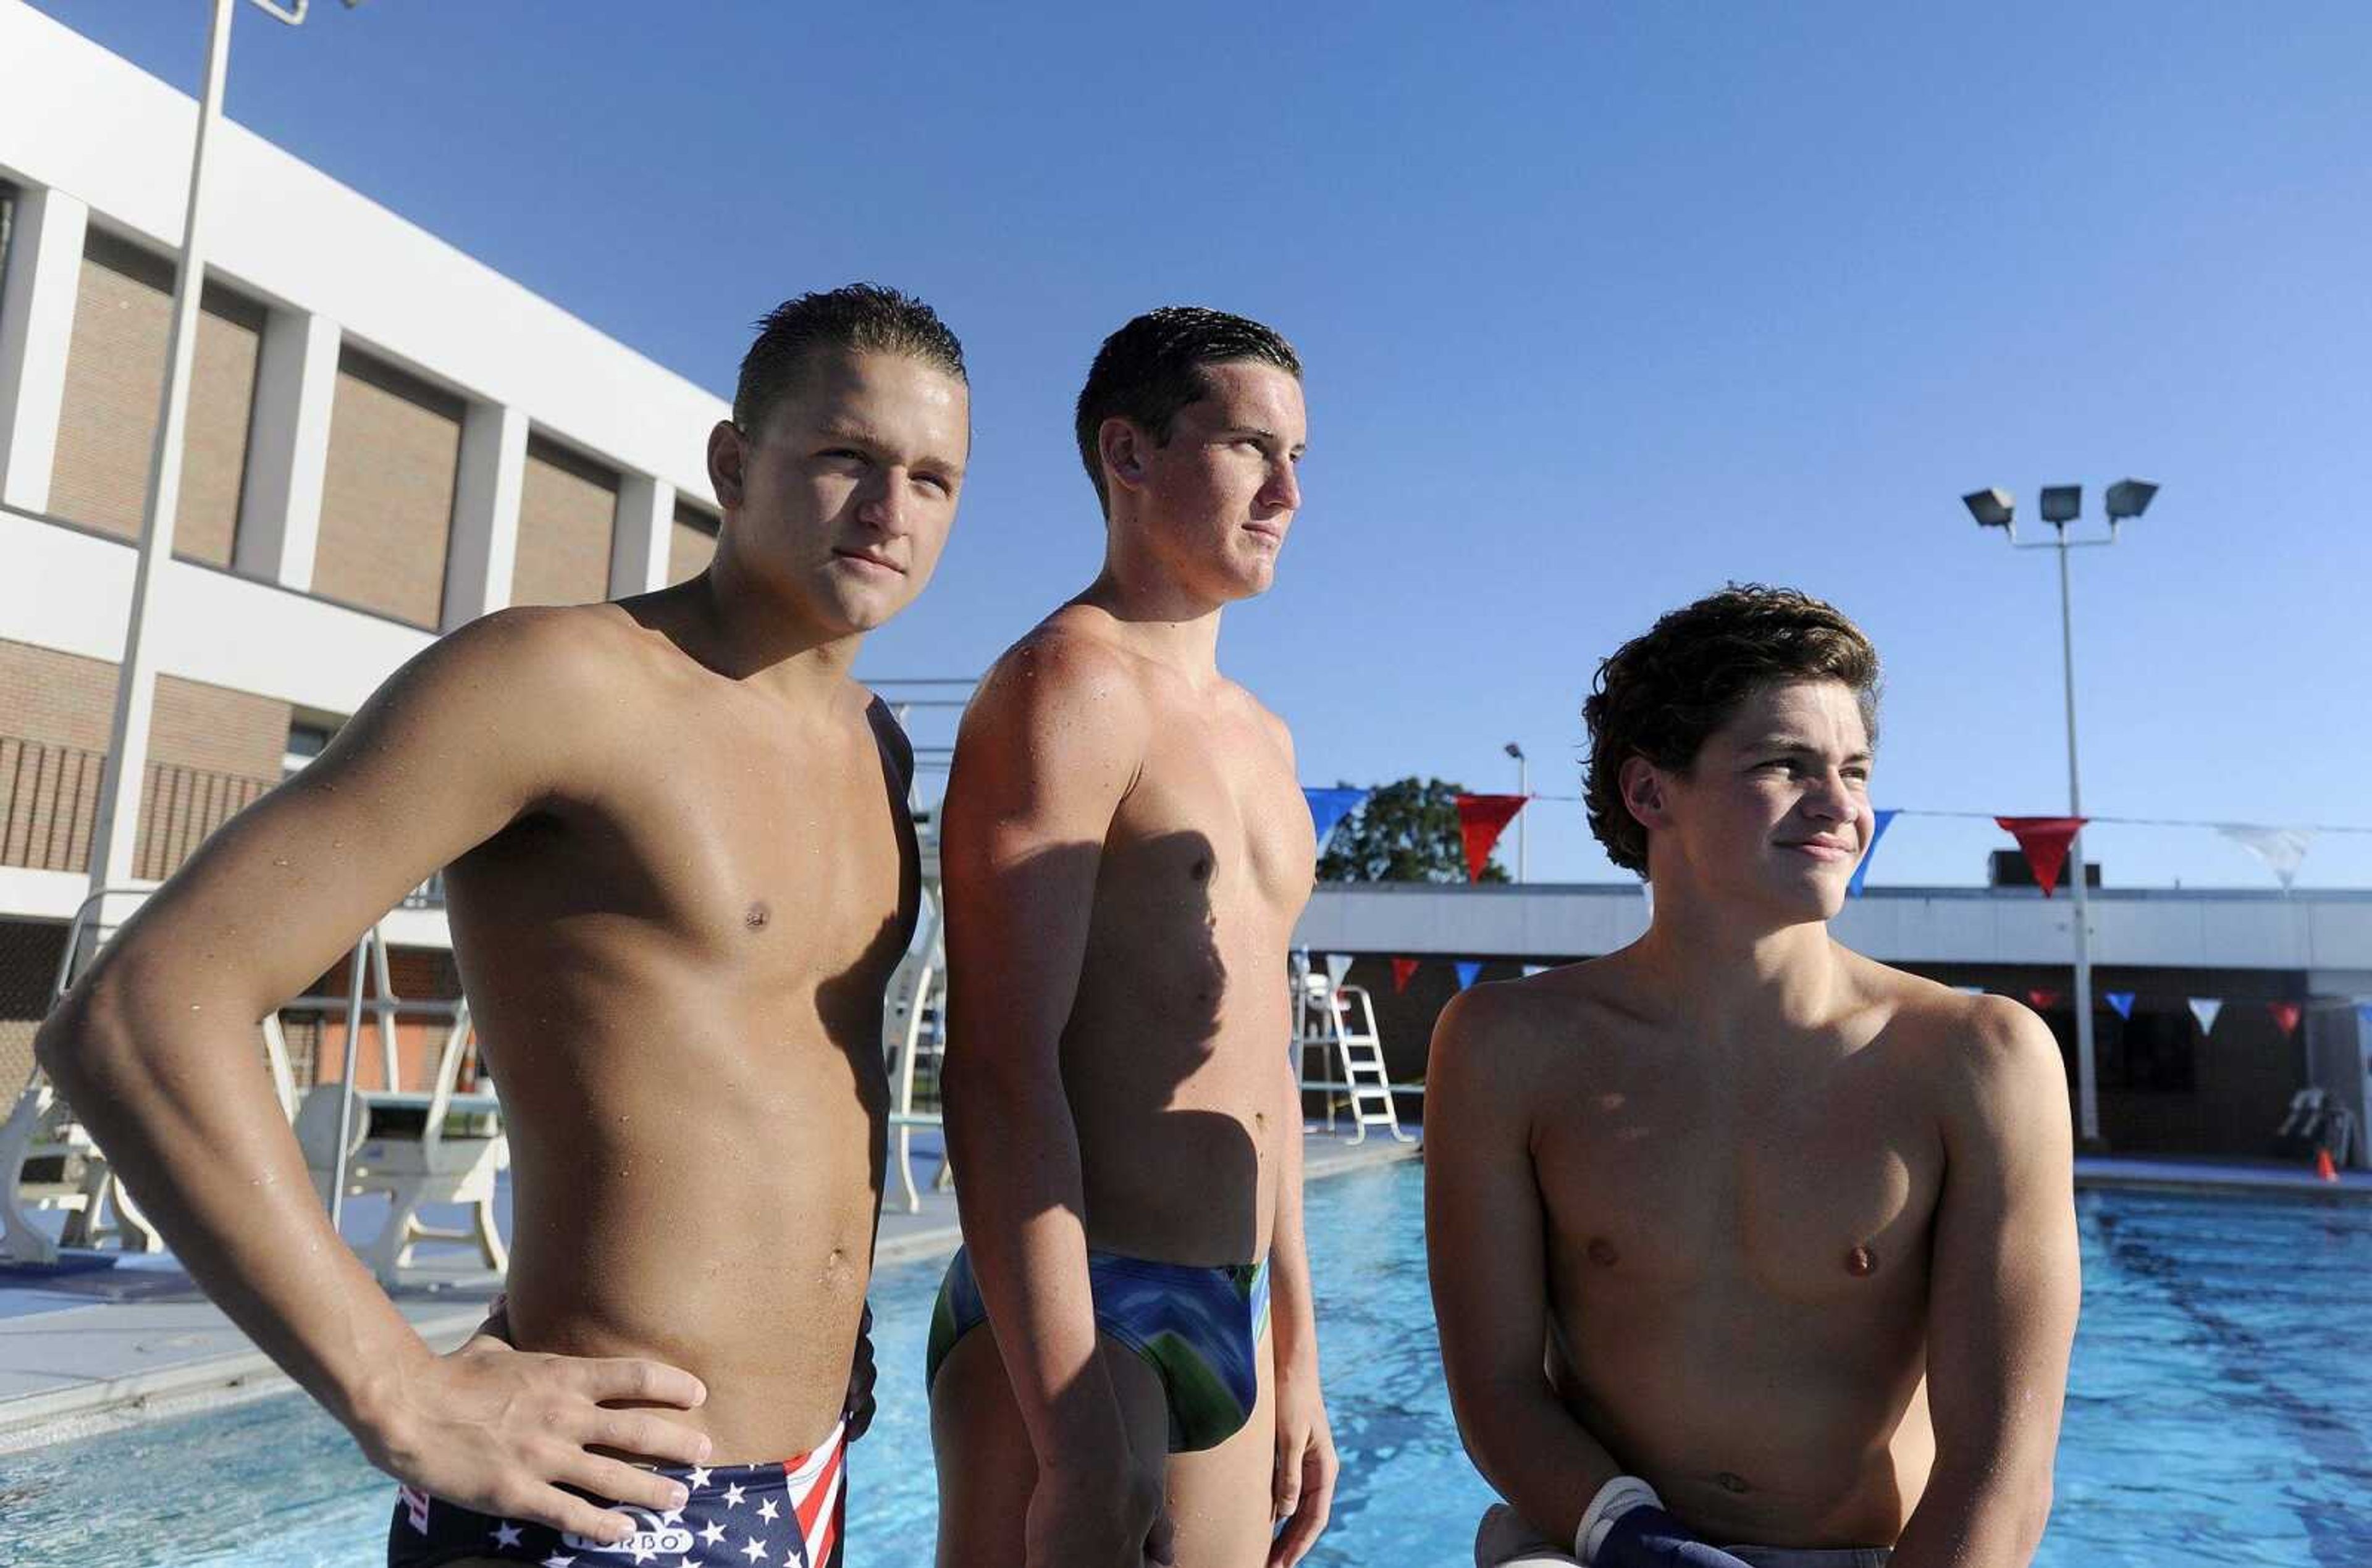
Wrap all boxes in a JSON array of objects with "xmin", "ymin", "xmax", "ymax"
[
  {"xmin": 1455, "ymin": 794, "xmax": 1528, "ymax": 883},
  {"xmin": 2269, "ymin": 1001, "xmax": 2302, "ymax": 1039},
  {"xmin": 1390, "ymin": 957, "xmax": 1419, "ymax": 994},
  {"xmin": 1996, "ymin": 816, "xmax": 2087, "ymax": 897},
  {"xmin": 2027, "ymin": 987, "xmax": 2064, "ymax": 1010}
]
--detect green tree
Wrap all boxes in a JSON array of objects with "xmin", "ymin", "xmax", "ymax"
[{"xmin": 1316, "ymin": 776, "xmax": 1510, "ymax": 884}]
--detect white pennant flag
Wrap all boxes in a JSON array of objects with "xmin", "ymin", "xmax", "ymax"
[
  {"xmin": 2218, "ymin": 826, "xmax": 2315, "ymax": 889},
  {"xmin": 1324, "ymin": 954, "xmax": 1352, "ymax": 989},
  {"xmin": 1522, "ymin": 963, "xmax": 1549, "ymax": 978},
  {"xmin": 2188, "ymin": 997, "xmax": 2224, "ymax": 1034}
]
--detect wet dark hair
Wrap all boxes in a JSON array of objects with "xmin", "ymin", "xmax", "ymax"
[
  {"xmin": 1073, "ymin": 306, "xmax": 1301, "ymax": 516},
  {"xmin": 731, "ymin": 283, "xmax": 966, "ymax": 437},
  {"xmin": 1582, "ymin": 584, "xmax": 1882, "ymax": 877}
]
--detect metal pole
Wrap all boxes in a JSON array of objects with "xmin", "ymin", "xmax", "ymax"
[
  {"xmin": 1517, "ymin": 754, "xmax": 1529, "ymax": 883},
  {"xmin": 84, "ymin": 0, "xmax": 239, "ymax": 897},
  {"xmin": 328, "ymin": 933, "xmax": 370, "ymax": 1235},
  {"xmin": 2056, "ymin": 534, "xmax": 2101, "ymax": 1146}
]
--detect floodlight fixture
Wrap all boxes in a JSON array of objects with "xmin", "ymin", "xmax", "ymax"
[
  {"xmin": 1961, "ymin": 488, "xmax": 2014, "ymax": 529},
  {"xmin": 2040, "ymin": 485, "xmax": 2082, "ymax": 526},
  {"xmin": 1504, "ymin": 742, "xmax": 1525, "ymax": 760},
  {"xmin": 2105, "ymin": 479, "xmax": 2159, "ymax": 521}
]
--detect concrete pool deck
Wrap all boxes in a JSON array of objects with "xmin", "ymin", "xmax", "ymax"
[{"xmin": 0, "ymin": 1125, "xmax": 1420, "ymax": 1451}]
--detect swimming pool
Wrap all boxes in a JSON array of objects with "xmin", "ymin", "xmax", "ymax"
[{"xmin": 6, "ymin": 1163, "xmax": 2368, "ymax": 1566}]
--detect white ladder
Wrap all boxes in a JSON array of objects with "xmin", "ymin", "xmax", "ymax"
[{"xmin": 1293, "ymin": 958, "xmax": 1411, "ymax": 1146}]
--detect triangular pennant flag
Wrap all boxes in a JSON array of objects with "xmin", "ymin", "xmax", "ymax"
[
  {"xmin": 1390, "ymin": 957, "xmax": 1419, "ymax": 994},
  {"xmin": 2268, "ymin": 1001, "xmax": 2302, "ymax": 1039},
  {"xmin": 1847, "ymin": 808, "xmax": 1900, "ymax": 897},
  {"xmin": 1956, "ymin": 985, "xmax": 1989, "ymax": 997},
  {"xmin": 1302, "ymin": 787, "xmax": 1369, "ymax": 856},
  {"xmin": 1324, "ymin": 953, "xmax": 1352, "ymax": 990},
  {"xmin": 2188, "ymin": 997, "xmax": 2224, "ymax": 1034},
  {"xmin": 1522, "ymin": 963, "xmax": 1549, "ymax": 978},
  {"xmin": 1454, "ymin": 960, "xmax": 1483, "ymax": 991},
  {"xmin": 1996, "ymin": 816, "xmax": 2087, "ymax": 898},
  {"xmin": 2218, "ymin": 825, "xmax": 2315, "ymax": 890},
  {"xmin": 2105, "ymin": 991, "xmax": 2135, "ymax": 1020},
  {"xmin": 2359, "ymin": 1002, "xmax": 2372, "ymax": 1034},
  {"xmin": 2027, "ymin": 987, "xmax": 2064, "ymax": 1010},
  {"xmin": 1453, "ymin": 794, "xmax": 1528, "ymax": 882}
]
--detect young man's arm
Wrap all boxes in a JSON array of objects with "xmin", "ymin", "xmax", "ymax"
[
  {"xmin": 1427, "ymin": 987, "xmax": 1627, "ymax": 1545},
  {"xmin": 1264, "ymin": 728, "xmax": 1336, "ymax": 1566},
  {"xmin": 1890, "ymin": 999, "xmax": 2080, "ymax": 1568},
  {"xmin": 939, "ymin": 634, "xmax": 1162, "ymax": 1561},
  {"xmin": 34, "ymin": 610, "xmax": 708, "ymax": 1545}
]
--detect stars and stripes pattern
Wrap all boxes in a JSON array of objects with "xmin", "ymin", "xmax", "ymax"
[{"xmin": 387, "ymin": 1419, "xmax": 845, "ymax": 1568}]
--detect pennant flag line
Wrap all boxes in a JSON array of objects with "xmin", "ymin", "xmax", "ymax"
[
  {"xmin": 2105, "ymin": 991, "xmax": 2135, "ymax": 1020},
  {"xmin": 2269, "ymin": 1001, "xmax": 2302, "ymax": 1039},
  {"xmin": 2029, "ymin": 988, "xmax": 2064, "ymax": 1010},
  {"xmin": 2218, "ymin": 824, "xmax": 2315, "ymax": 890},
  {"xmin": 1454, "ymin": 960, "xmax": 1483, "ymax": 991},
  {"xmin": 1302, "ymin": 788, "xmax": 1369, "ymax": 855},
  {"xmin": 2189, "ymin": 997, "xmax": 2224, "ymax": 1034},
  {"xmin": 1996, "ymin": 816, "xmax": 2087, "ymax": 898},
  {"xmin": 1391, "ymin": 957, "xmax": 1419, "ymax": 994},
  {"xmin": 1848, "ymin": 808, "xmax": 1900, "ymax": 898},
  {"xmin": 1453, "ymin": 794, "xmax": 1529, "ymax": 883},
  {"xmin": 1324, "ymin": 954, "xmax": 1352, "ymax": 991}
]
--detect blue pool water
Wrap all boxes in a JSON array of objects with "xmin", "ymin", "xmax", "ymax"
[{"xmin": 5, "ymin": 1164, "xmax": 2368, "ymax": 1566}]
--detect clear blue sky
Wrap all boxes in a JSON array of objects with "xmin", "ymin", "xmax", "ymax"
[{"xmin": 34, "ymin": 1, "xmax": 2372, "ymax": 889}]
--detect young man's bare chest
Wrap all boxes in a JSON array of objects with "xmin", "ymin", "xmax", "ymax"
[
  {"xmin": 1531, "ymin": 1017, "xmax": 1944, "ymax": 1307},
  {"xmin": 1104, "ymin": 692, "xmax": 1313, "ymax": 931}
]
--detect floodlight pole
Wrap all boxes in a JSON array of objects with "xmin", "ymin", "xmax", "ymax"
[
  {"xmin": 1996, "ymin": 503, "xmax": 2127, "ymax": 1149},
  {"xmin": 2050, "ymin": 530, "xmax": 2100, "ymax": 1147},
  {"xmin": 82, "ymin": 0, "xmax": 240, "ymax": 904}
]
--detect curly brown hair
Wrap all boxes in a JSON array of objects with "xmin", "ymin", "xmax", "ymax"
[{"xmin": 1582, "ymin": 585, "xmax": 1882, "ymax": 876}]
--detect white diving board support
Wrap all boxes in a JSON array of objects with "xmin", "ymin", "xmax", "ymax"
[{"xmin": 293, "ymin": 924, "xmax": 508, "ymax": 1285}]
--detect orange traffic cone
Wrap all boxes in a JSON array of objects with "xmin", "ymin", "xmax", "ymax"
[{"xmin": 2316, "ymin": 1147, "xmax": 2339, "ymax": 1183}]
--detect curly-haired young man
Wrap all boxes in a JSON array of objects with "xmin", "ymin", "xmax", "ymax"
[{"xmin": 1426, "ymin": 585, "xmax": 2078, "ymax": 1568}]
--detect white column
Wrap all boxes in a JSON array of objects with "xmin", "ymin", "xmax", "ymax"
[
  {"xmin": 608, "ymin": 472, "xmax": 675, "ymax": 597},
  {"xmin": 440, "ymin": 400, "xmax": 525, "ymax": 631},
  {"xmin": 233, "ymin": 306, "xmax": 339, "ymax": 588},
  {"xmin": 0, "ymin": 185, "xmax": 89, "ymax": 516}
]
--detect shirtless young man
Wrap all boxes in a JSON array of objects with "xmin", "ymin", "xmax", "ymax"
[
  {"xmin": 1427, "ymin": 586, "xmax": 2080, "ymax": 1568},
  {"xmin": 34, "ymin": 285, "xmax": 970, "ymax": 1568},
  {"xmin": 927, "ymin": 308, "xmax": 1337, "ymax": 1568}
]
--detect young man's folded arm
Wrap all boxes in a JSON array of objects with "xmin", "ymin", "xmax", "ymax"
[
  {"xmin": 1425, "ymin": 990, "xmax": 1630, "ymax": 1550},
  {"xmin": 1890, "ymin": 999, "xmax": 2080, "ymax": 1568},
  {"xmin": 938, "ymin": 637, "xmax": 1149, "ymax": 1475},
  {"xmin": 34, "ymin": 611, "xmax": 709, "ymax": 1538}
]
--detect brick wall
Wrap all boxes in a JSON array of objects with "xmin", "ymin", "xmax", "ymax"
[
  {"xmin": 511, "ymin": 435, "xmax": 618, "ymax": 607},
  {"xmin": 313, "ymin": 350, "xmax": 463, "ymax": 627},
  {"xmin": 670, "ymin": 496, "xmax": 719, "ymax": 583},
  {"xmin": 46, "ymin": 229, "xmax": 261, "ymax": 567},
  {"xmin": 0, "ymin": 640, "xmax": 290, "ymax": 878}
]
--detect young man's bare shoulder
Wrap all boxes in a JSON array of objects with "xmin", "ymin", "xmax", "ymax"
[
  {"xmin": 1846, "ymin": 950, "xmax": 2061, "ymax": 1089},
  {"xmin": 975, "ymin": 610, "xmax": 1154, "ymax": 721},
  {"xmin": 1434, "ymin": 955, "xmax": 1647, "ymax": 1083}
]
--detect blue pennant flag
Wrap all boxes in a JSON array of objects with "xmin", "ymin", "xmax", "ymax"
[
  {"xmin": 1302, "ymin": 787, "xmax": 1368, "ymax": 853},
  {"xmin": 1454, "ymin": 960, "xmax": 1482, "ymax": 991},
  {"xmin": 2106, "ymin": 991, "xmax": 2135, "ymax": 1020},
  {"xmin": 1847, "ymin": 808, "xmax": 1900, "ymax": 898}
]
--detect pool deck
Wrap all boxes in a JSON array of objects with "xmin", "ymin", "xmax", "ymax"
[{"xmin": 0, "ymin": 1124, "xmax": 1420, "ymax": 1451}]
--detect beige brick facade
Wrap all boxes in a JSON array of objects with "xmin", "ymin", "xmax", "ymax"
[
  {"xmin": 313, "ymin": 350, "xmax": 463, "ymax": 627},
  {"xmin": 670, "ymin": 496, "xmax": 719, "ymax": 583},
  {"xmin": 0, "ymin": 640, "xmax": 290, "ymax": 880},
  {"xmin": 511, "ymin": 435, "xmax": 618, "ymax": 608},
  {"xmin": 46, "ymin": 230, "xmax": 261, "ymax": 568}
]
